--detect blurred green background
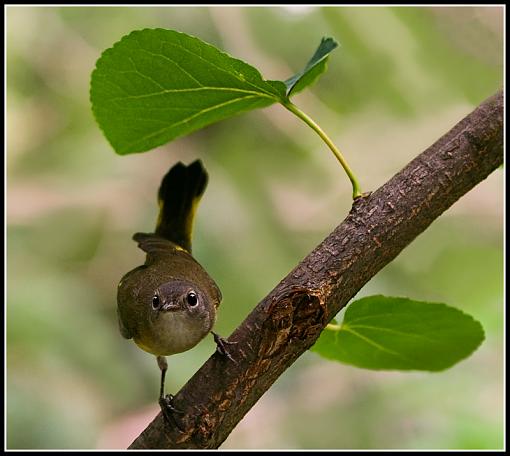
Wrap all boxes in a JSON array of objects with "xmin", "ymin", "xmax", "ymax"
[{"xmin": 6, "ymin": 5, "xmax": 503, "ymax": 450}]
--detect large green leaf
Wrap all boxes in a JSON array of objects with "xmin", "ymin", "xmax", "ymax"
[
  {"xmin": 284, "ymin": 37, "xmax": 338, "ymax": 97},
  {"xmin": 90, "ymin": 28, "xmax": 287, "ymax": 155},
  {"xmin": 90, "ymin": 29, "xmax": 337, "ymax": 155},
  {"xmin": 311, "ymin": 295, "xmax": 484, "ymax": 371}
]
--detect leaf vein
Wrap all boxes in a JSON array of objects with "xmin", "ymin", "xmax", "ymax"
[
  {"xmin": 147, "ymin": 39, "xmax": 278, "ymax": 98},
  {"xmin": 347, "ymin": 324, "xmax": 437, "ymax": 343},
  {"xmin": 106, "ymin": 86, "xmax": 272, "ymax": 103},
  {"xmin": 125, "ymin": 94, "xmax": 261, "ymax": 150},
  {"xmin": 128, "ymin": 56, "xmax": 166, "ymax": 90},
  {"xmin": 135, "ymin": 46, "xmax": 204, "ymax": 88},
  {"xmin": 341, "ymin": 327, "xmax": 412, "ymax": 361}
]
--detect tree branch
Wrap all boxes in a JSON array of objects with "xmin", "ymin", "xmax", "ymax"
[{"xmin": 129, "ymin": 90, "xmax": 503, "ymax": 449}]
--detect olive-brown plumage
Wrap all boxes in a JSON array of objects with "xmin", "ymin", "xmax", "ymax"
[
  {"xmin": 117, "ymin": 234, "xmax": 221, "ymax": 356},
  {"xmin": 116, "ymin": 160, "xmax": 227, "ymax": 422}
]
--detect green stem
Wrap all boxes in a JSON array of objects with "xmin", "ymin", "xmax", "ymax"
[
  {"xmin": 326, "ymin": 323, "xmax": 342, "ymax": 331},
  {"xmin": 282, "ymin": 101, "xmax": 362, "ymax": 199}
]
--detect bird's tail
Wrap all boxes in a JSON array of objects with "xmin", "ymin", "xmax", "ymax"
[{"xmin": 155, "ymin": 160, "xmax": 208, "ymax": 253}]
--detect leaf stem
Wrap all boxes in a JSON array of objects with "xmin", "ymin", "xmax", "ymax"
[
  {"xmin": 326, "ymin": 323, "xmax": 342, "ymax": 331},
  {"xmin": 282, "ymin": 101, "xmax": 362, "ymax": 199}
]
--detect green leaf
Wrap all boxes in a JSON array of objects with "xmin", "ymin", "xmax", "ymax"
[
  {"xmin": 90, "ymin": 28, "xmax": 287, "ymax": 155},
  {"xmin": 311, "ymin": 295, "xmax": 484, "ymax": 371},
  {"xmin": 284, "ymin": 37, "xmax": 338, "ymax": 97}
]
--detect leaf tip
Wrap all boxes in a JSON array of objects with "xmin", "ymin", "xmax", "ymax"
[{"xmin": 321, "ymin": 36, "xmax": 340, "ymax": 49}]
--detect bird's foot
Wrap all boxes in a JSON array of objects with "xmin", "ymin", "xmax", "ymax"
[
  {"xmin": 211, "ymin": 331, "xmax": 237, "ymax": 364},
  {"xmin": 159, "ymin": 394, "xmax": 185, "ymax": 432}
]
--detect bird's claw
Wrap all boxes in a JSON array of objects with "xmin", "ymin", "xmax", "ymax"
[
  {"xmin": 211, "ymin": 331, "xmax": 238, "ymax": 364},
  {"xmin": 159, "ymin": 394, "xmax": 185, "ymax": 432}
]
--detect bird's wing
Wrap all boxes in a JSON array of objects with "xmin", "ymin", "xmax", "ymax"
[{"xmin": 132, "ymin": 232, "xmax": 184, "ymax": 265}]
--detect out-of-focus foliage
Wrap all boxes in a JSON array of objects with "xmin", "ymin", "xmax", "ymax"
[{"xmin": 6, "ymin": 6, "xmax": 503, "ymax": 450}]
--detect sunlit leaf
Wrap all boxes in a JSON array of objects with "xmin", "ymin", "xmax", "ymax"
[
  {"xmin": 90, "ymin": 29, "xmax": 337, "ymax": 155},
  {"xmin": 90, "ymin": 28, "xmax": 286, "ymax": 155}
]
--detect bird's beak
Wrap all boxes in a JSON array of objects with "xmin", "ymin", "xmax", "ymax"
[{"xmin": 162, "ymin": 302, "xmax": 180, "ymax": 312}]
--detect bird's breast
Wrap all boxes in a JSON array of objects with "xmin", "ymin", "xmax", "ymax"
[{"xmin": 135, "ymin": 310, "xmax": 213, "ymax": 356}]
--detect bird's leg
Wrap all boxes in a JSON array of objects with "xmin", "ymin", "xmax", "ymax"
[
  {"xmin": 156, "ymin": 356, "xmax": 184, "ymax": 431},
  {"xmin": 211, "ymin": 331, "xmax": 237, "ymax": 364},
  {"xmin": 157, "ymin": 355, "xmax": 167, "ymax": 401}
]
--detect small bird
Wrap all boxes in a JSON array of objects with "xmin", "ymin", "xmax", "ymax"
[{"xmin": 116, "ymin": 160, "xmax": 233, "ymax": 424}]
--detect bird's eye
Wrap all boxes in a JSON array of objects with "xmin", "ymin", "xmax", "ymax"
[
  {"xmin": 152, "ymin": 295, "xmax": 160, "ymax": 309},
  {"xmin": 186, "ymin": 291, "xmax": 198, "ymax": 307}
]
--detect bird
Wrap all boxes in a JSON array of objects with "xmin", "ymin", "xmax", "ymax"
[{"xmin": 116, "ymin": 159, "xmax": 234, "ymax": 425}]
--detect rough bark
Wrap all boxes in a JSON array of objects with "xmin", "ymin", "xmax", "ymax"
[{"xmin": 129, "ymin": 90, "xmax": 503, "ymax": 449}]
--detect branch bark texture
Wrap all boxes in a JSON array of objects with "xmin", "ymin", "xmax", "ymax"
[{"xmin": 130, "ymin": 90, "xmax": 503, "ymax": 449}]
